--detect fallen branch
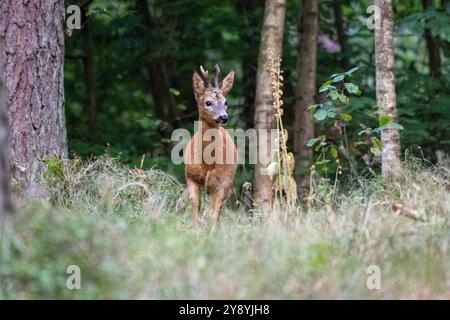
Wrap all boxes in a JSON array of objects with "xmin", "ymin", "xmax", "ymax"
[{"xmin": 391, "ymin": 204, "xmax": 426, "ymax": 221}]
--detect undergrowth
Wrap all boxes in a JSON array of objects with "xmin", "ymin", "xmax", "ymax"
[{"xmin": 0, "ymin": 155, "xmax": 449, "ymax": 299}]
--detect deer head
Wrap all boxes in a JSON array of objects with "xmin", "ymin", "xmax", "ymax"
[{"xmin": 193, "ymin": 64, "xmax": 234, "ymax": 126}]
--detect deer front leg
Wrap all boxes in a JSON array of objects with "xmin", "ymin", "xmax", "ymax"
[
  {"xmin": 187, "ymin": 179, "xmax": 202, "ymax": 227},
  {"xmin": 209, "ymin": 185, "xmax": 232, "ymax": 223},
  {"xmin": 209, "ymin": 190, "xmax": 224, "ymax": 223}
]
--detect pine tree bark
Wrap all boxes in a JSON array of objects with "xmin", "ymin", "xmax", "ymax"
[
  {"xmin": 0, "ymin": 77, "xmax": 12, "ymax": 216},
  {"xmin": 294, "ymin": 0, "xmax": 319, "ymax": 195},
  {"xmin": 0, "ymin": 0, "xmax": 68, "ymax": 198},
  {"xmin": 374, "ymin": 0, "xmax": 401, "ymax": 175},
  {"xmin": 422, "ymin": 0, "xmax": 441, "ymax": 77},
  {"xmin": 254, "ymin": 0, "xmax": 286, "ymax": 213}
]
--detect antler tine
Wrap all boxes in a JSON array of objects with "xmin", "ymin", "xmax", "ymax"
[
  {"xmin": 214, "ymin": 64, "xmax": 221, "ymax": 88},
  {"xmin": 199, "ymin": 65, "xmax": 211, "ymax": 88}
]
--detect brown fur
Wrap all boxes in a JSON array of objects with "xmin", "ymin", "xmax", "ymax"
[{"xmin": 184, "ymin": 66, "xmax": 236, "ymax": 225}]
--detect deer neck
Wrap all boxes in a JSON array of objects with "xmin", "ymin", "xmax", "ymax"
[
  {"xmin": 198, "ymin": 117, "xmax": 219, "ymax": 133},
  {"xmin": 198, "ymin": 117, "xmax": 222, "ymax": 153}
]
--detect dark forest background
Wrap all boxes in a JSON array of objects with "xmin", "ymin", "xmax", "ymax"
[{"xmin": 64, "ymin": 0, "xmax": 450, "ymax": 184}]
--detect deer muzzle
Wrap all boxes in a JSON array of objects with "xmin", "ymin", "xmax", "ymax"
[{"xmin": 215, "ymin": 114, "xmax": 228, "ymax": 125}]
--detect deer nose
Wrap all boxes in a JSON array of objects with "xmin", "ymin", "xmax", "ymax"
[{"xmin": 216, "ymin": 114, "xmax": 228, "ymax": 124}]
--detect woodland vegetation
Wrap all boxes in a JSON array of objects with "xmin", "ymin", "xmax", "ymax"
[{"xmin": 0, "ymin": 0, "xmax": 449, "ymax": 299}]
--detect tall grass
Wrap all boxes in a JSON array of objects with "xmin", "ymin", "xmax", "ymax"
[{"xmin": 0, "ymin": 155, "xmax": 449, "ymax": 299}]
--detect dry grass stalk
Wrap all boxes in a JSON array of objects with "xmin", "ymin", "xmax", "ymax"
[{"xmin": 267, "ymin": 48, "xmax": 297, "ymax": 214}]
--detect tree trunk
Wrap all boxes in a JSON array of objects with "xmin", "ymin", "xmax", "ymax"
[
  {"xmin": 294, "ymin": 0, "xmax": 319, "ymax": 195},
  {"xmin": 422, "ymin": 0, "xmax": 441, "ymax": 77},
  {"xmin": 333, "ymin": 0, "xmax": 350, "ymax": 70},
  {"xmin": 136, "ymin": 0, "xmax": 179, "ymax": 128},
  {"xmin": 235, "ymin": 0, "xmax": 264, "ymax": 129},
  {"xmin": 81, "ymin": 1, "xmax": 98, "ymax": 135},
  {"xmin": 254, "ymin": 0, "xmax": 286, "ymax": 213},
  {"xmin": 0, "ymin": 0, "xmax": 68, "ymax": 198},
  {"xmin": 0, "ymin": 76, "xmax": 12, "ymax": 217},
  {"xmin": 374, "ymin": 0, "xmax": 401, "ymax": 176}
]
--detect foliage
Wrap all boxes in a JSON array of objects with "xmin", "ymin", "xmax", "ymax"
[
  {"xmin": 307, "ymin": 67, "xmax": 409, "ymax": 186},
  {"xmin": 62, "ymin": 0, "xmax": 450, "ymax": 188}
]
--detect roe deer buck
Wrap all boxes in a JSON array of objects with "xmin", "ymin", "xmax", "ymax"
[{"xmin": 184, "ymin": 64, "xmax": 236, "ymax": 226}]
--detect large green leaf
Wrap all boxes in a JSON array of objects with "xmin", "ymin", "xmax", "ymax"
[{"xmin": 314, "ymin": 109, "xmax": 328, "ymax": 121}]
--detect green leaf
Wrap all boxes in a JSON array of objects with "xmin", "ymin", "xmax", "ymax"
[
  {"xmin": 319, "ymin": 85, "xmax": 331, "ymax": 93},
  {"xmin": 306, "ymin": 137, "xmax": 321, "ymax": 147},
  {"xmin": 321, "ymin": 79, "xmax": 333, "ymax": 87},
  {"xmin": 316, "ymin": 159, "xmax": 331, "ymax": 165},
  {"xmin": 330, "ymin": 146, "xmax": 338, "ymax": 158},
  {"xmin": 345, "ymin": 67, "xmax": 360, "ymax": 75},
  {"xmin": 344, "ymin": 83, "xmax": 359, "ymax": 94},
  {"xmin": 342, "ymin": 113, "xmax": 352, "ymax": 122},
  {"xmin": 169, "ymin": 88, "xmax": 180, "ymax": 96},
  {"xmin": 319, "ymin": 80, "xmax": 333, "ymax": 93},
  {"xmin": 370, "ymin": 147, "xmax": 381, "ymax": 156},
  {"xmin": 391, "ymin": 122, "xmax": 404, "ymax": 130},
  {"xmin": 307, "ymin": 104, "xmax": 321, "ymax": 111},
  {"xmin": 314, "ymin": 109, "xmax": 328, "ymax": 121},
  {"xmin": 371, "ymin": 137, "xmax": 383, "ymax": 150},
  {"xmin": 177, "ymin": 103, "xmax": 187, "ymax": 111},
  {"xmin": 327, "ymin": 110, "xmax": 337, "ymax": 118},
  {"xmin": 332, "ymin": 74, "xmax": 345, "ymax": 82},
  {"xmin": 379, "ymin": 115, "xmax": 393, "ymax": 127},
  {"xmin": 329, "ymin": 90, "xmax": 340, "ymax": 100},
  {"xmin": 338, "ymin": 94, "xmax": 348, "ymax": 103}
]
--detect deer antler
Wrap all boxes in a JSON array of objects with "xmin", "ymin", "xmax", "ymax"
[
  {"xmin": 214, "ymin": 64, "xmax": 221, "ymax": 88},
  {"xmin": 199, "ymin": 65, "xmax": 211, "ymax": 88}
]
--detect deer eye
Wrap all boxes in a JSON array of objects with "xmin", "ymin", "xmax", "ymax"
[
  {"xmin": 224, "ymin": 101, "xmax": 228, "ymax": 106},
  {"xmin": 205, "ymin": 101, "xmax": 212, "ymax": 107}
]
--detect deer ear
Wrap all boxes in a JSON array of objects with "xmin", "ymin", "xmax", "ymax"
[
  {"xmin": 221, "ymin": 71, "xmax": 234, "ymax": 95},
  {"xmin": 193, "ymin": 72, "xmax": 205, "ymax": 98}
]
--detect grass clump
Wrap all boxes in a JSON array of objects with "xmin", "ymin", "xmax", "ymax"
[
  {"xmin": 45, "ymin": 155, "xmax": 186, "ymax": 218},
  {"xmin": 0, "ymin": 155, "xmax": 449, "ymax": 299}
]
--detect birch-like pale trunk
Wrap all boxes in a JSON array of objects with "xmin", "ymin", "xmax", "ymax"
[
  {"xmin": 374, "ymin": 0, "xmax": 402, "ymax": 175},
  {"xmin": 254, "ymin": 0, "xmax": 286, "ymax": 213}
]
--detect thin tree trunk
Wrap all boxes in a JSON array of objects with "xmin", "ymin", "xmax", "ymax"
[
  {"xmin": 374, "ymin": 0, "xmax": 401, "ymax": 175},
  {"xmin": 148, "ymin": 60, "xmax": 178, "ymax": 125},
  {"xmin": 81, "ymin": 1, "xmax": 98, "ymax": 134},
  {"xmin": 333, "ymin": 0, "xmax": 350, "ymax": 69},
  {"xmin": 0, "ymin": 0, "xmax": 68, "ymax": 198},
  {"xmin": 136, "ymin": 0, "xmax": 179, "ymax": 127},
  {"xmin": 294, "ymin": 0, "xmax": 319, "ymax": 195},
  {"xmin": 235, "ymin": 0, "xmax": 264, "ymax": 129},
  {"xmin": 254, "ymin": 0, "xmax": 286, "ymax": 213},
  {"xmin": 422, "ymin": 0, "xmax": 441, "ymax": 77},
  {"xmin": 0, "ymin": 77, "xmax": 12, "ymax": 217}
]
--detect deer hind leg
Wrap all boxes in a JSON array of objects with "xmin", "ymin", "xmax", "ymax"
[{"xmin": 187, "ymin": 179, "xmax": 202, "ymax": 227}]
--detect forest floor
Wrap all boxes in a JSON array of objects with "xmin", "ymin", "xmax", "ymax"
[{"xmin": 1, "ymin": 156, "xmax": 449, "ymax": 299}]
